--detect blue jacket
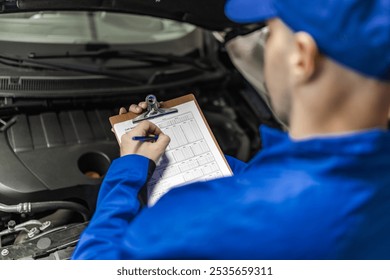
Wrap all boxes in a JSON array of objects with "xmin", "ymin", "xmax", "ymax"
[{"xmin": 72, "ymin": 126, "xmax": 390, "ymax": 259}]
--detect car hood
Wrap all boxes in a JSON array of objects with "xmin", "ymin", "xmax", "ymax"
[{"xmin": 1, "ymin": 0, "xmax": 241, "ymax": 30}]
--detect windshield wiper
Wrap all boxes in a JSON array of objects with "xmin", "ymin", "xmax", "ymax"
[
  {"xmin": 27, "ymin": 49, "xmax": 214, "ymax": 71},
  {"xmin": 0, "ymin": 53, "xmax": 145, "ymax": 85}
]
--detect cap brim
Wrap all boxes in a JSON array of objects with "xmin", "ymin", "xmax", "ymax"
[{"xmin": 225, "ymin": 0, "xmax": 277, "ymax": 23}]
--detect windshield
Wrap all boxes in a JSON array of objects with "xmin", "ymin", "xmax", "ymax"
[
  {"xmin": 0, "ymin": 11, "xmax": 196, "ymax": 44},
  {"xmin": 0, "ymin": 11, "xmax": 216, "ymax": 97}
]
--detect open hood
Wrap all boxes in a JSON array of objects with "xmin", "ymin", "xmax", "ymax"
[{"xmin": 0, "ymin": 0, "xmax": 242, "ymax": 31}]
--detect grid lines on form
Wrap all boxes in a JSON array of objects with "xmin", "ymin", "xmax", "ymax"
[
  {"xmin": 158, "ymin": 112, "xmax": 202, "ymax": 149},
  {"xmin": 147, "ymin": 110, "xmax": 225, "ymax": 206}
]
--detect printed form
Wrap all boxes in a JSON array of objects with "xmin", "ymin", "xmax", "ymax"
[{"xmin": 113, "ymin": 101, "xmax": 232, "ymax": 206}]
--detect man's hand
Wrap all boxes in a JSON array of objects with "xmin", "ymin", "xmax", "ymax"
[
  {"xmin": 120, "ymin": 121, "xmax": 170, "ymax": 164},
  {"xmin": 119, "ymin": 101, "xmax": 148, "ymax": 115}
]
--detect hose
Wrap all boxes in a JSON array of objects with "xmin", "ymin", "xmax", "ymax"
[{"xmin": 0, "ymin": 201, "xmax": 89, "ymax": 221}]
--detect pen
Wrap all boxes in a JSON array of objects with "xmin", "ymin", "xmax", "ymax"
[{"xmin": 132, "ymin": 135, "xmax": 159, "ymax": 142}]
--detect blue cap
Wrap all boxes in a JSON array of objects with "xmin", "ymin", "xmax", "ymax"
[{"xmin": 225, "ymin": 0, "xmax": 390, "ymax": 82}]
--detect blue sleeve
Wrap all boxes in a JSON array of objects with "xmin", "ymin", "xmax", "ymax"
[
  {"xmin": 71, "ymin": 154, "xmax": 155, "ymax": 260},
  {"xmin": 71, "ymin": 162, "xmax": 343, "ymax": 259},
  {"xmin": 225, "ymin": 155, "xmax": 247, "ymax": 174}
]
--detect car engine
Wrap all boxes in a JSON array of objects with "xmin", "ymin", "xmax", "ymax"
[
  {"xmin": 0, "ymin": 12, "xmax": 278, "ymax": 259},
  {"xmin": 0, "ymin": 81, "xmax": 275, "ymax": 259}
]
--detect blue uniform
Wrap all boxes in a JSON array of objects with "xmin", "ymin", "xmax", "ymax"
[{"xmin": 72, "ymin": 126, "xmax": 390, "ymax": 259}]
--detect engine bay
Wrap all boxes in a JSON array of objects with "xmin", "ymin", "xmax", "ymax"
[
  {"xmin": 0, "ymin": 82, "xmax": 273, "ymax": 259},
  {"xmin": 0, "ymin": 11, "xmax": 278, "ymax": 259}
]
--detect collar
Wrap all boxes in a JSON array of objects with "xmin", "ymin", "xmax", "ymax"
[{"xmin": 260, "ymin": 125, "xmax": 390, "ymax": 156}]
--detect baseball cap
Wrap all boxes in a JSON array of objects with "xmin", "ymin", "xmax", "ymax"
[{"xmin": 225, "ymin": 0, "xmax": 390, "ymax": 82}]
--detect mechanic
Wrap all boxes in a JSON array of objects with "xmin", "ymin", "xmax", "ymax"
[{"xmin": 72, "ymin": 0, "xmax": 390, "ymax": 259}]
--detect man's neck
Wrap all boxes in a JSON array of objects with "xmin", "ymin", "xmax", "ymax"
[{"xmin": 288, "ymin": 79, "xmax": 390, "ymax": 140}]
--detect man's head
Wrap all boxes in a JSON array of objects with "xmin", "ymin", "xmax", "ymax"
[{"xmin": 225, "ymin": 0, "xmax": 390, "ymax": 136}]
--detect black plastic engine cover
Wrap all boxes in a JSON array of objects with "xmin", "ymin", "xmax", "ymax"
[{"xmin": 0, "ymin": 109, "xmax": 120, "ymax": 209}]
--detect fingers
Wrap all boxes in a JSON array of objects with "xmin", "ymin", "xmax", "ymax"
[
  {"xmin": 119, "ymin": 107, "xmax": 127, "ymax": 115},
  {"xmin": 124, "ymin": 100, "xmax": 162, "ymax": 114},
  {"xmin": 129, "ymin": 103, "xmax": 144, "ymax": 113},
  {"xmin": 138, "ymin": 101, "xmax": 147, "ymax": 109},
  {"xmin": 131, "ymin": 121, "xmax": 162, "ymax": 136},
  {"xmin": 120, "ymin": 104, "xmax": 144, "ymax": 114},
  {"xmin": 120, "ymin": 121, "xmax": 170, "ymax": 163},
  {"xmin": 156, "ymin": 133, "xmax": 170, "ymax": 147},
  {"xmin": 127, "ymin": 121, "xmax": 170, "ymax": 146}
]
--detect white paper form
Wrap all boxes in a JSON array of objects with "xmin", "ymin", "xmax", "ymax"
[{"xmin": 113, "ymin": 100, "xmax": 232, "ymax": 206}]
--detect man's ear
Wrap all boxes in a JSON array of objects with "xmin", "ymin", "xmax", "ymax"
[{"xmin": 289, "ymin": 32, "xmax": 321, "ymax": 83}]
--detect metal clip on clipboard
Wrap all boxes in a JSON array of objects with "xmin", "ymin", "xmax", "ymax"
[{"xmin": 132, "ymin": 94, "xmax": 178, "ymax": 123}]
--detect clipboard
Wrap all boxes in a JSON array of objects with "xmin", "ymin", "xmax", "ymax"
[{"xmin": 109, "ymin": 93, "xmax": 233, "ymax": 206}]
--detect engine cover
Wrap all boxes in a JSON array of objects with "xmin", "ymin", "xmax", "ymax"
[{"xmin": 0, "ymin": 109, "xmax": 120, "ymax": 209}]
